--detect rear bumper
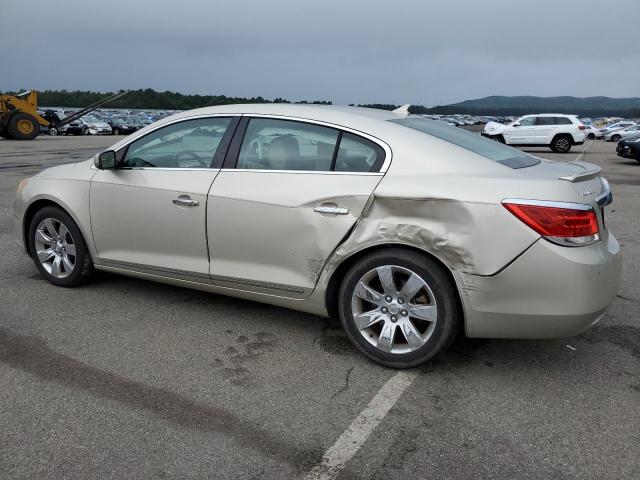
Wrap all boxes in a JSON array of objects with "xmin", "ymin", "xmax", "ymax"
[{"xmin": 458, "ymin": 232, "xmax": 621, "ymax": 338}]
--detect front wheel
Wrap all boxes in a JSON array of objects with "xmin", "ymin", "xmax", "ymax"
[
  {"xmin": 28, "ymin": 206, "xmax": 94, "ymax": 287},
  {"xmin": 611, "ymin": 135, "xmax": 621, "ymax": 142},
  {"xmin": 338, "ymin": 249, "xmax": 461, "ymax": 368},
  {"xmin": 588, "ymin": 133, "xmax": 595, "ymax": 140}
]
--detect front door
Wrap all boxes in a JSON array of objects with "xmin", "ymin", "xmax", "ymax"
[
  {"xmin": 207, "ymin": 117, "xmax": 388, "ymax": 296},
  {"xmin": 507, "ymin": 115, "xmax": 536, "ymax": 144},
  {"xmin": 90, "ymin": 116, "xmax": 237, "ymax": 279}
]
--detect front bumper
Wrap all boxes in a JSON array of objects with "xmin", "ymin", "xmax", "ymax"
[{"xmin": 458, "ymin": 232, "xmax": 621, "ymax": 338}]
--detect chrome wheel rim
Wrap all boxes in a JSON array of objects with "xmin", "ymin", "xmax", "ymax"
[
  {"xmin": 34, "ymin": 218, "xmax": 76, "ymax": 278},
  {"xmin": 556, "ymin": 138, "xmax": 570, "ymax": 152},
  {"xmin": 351, "ymin": 265, "xmax": 438, "ymax": 354}
]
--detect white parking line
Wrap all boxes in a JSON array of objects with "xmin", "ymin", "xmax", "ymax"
[
  {"xmin": 304, "ymin": 371, "xmax": 418, "ymax": 480},
  {"xmin": 574, "ymin": 139, "xmax": 594, "ymax": 162}
]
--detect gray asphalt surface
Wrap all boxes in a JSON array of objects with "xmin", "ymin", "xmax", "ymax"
[{"xmin": 1, "ymin": 135, "xmax": 638, "ymax": 479}]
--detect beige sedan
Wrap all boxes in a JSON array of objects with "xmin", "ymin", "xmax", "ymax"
[{"xmin": 14, "ymin": 104, "xmax": 621, "ymax": 367}]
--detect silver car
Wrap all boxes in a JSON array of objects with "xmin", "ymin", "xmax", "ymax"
[
  {"xmin": 604, "ymin": 124, "xmax": 640, "ymax": 142},
  {"xmin": 13, "ymin": 105, "xmax": 621, "ymax": 367}
]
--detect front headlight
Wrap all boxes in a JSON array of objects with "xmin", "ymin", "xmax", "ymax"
[{"xmin": 17, "ymin": 177, "xmax": 31, "ymax": 193}]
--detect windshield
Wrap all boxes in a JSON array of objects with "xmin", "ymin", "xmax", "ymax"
[
  {"xmin": 391, "ymin": 117, "xmax": 540, "ymax": 169},
  {"xmin": 83, "ymin": 116, "xmax": 100, "ymax": 122}
]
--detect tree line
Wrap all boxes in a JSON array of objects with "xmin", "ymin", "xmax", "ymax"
[{"xmin": 2, "ymin": 88, "xmax": 638, "ymax": 117}]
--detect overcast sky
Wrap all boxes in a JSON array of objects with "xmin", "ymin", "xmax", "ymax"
[{"xmin": 2, "ymin": 0, "xmax": 638, "ymax": 105}]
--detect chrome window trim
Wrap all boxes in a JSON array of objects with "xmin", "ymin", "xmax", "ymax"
[
  {"xmin": 501, "ymin": 198, "xmax": 594, "ymax": 211},
  {"xmin": 239, "ymin": 113, "xmax": 393, "ymax": 173},
  {"xmin": 219, "ymin": 168, "xmax": 382, "ymax": 176},
  {"xmin": 107, "ymin": 112, "xmax": 392, "ymax": 174}
]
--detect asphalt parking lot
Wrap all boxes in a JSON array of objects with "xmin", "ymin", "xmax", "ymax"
[{"xmin": 1, "ymin": 135, "xmax": 638, "ymax": 480}]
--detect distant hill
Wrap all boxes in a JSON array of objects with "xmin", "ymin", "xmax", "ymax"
[{"xmin": 424, "ymin": 96, "xmax": 640, "ymax": 117}]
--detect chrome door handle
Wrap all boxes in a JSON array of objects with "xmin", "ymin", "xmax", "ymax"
[
  {"xmin": 172, "ymin": 195, "xmax": 199, "ymax": 207},
  {"xmin": 314, "ymin": 206, "xmax": 349, "ymax": 215}
]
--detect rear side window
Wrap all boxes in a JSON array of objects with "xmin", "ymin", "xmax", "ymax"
[
  {"xmin": 237, "ymin": 118, "xmax": 338, "ymax": 171},
  {"xmin": 334, "ymin": 133, "xmax": 385, "ymax": 172},
  {"xmin": 236, "ymin": 118, "xmax": 385, "ymax": 172},
  {"xmin": 535, "ymin": 117, "xmax": 555, "ymax": 126},
  {"xmin": 391, "ymin": 117, "xmax": 540, "ymax": 169},
  {"xmin": 554, "ymin": 117, "xmax": 573, "ymax": 125}
]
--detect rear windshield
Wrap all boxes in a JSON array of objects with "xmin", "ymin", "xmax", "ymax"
[{"xmin": 390, "ymin": 117, "xmax": 540, "ymax": 169}]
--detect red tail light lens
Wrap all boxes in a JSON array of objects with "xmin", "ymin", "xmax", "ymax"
[
  {"xmin": 503, "ymin": 201, "xmax": 600, "ymax": 246},
  {"xmin": 578, "ymin": 125, "xmax": 586, "ymax": 130}
]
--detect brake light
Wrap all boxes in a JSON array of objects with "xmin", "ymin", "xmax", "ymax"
[
  {"xmin": 503, "ymin": 201, "xmax": 599, "ymax": 246},
  {"xmin": 578, "ymin": 125, "xmax": 586, "ymax": 130}
]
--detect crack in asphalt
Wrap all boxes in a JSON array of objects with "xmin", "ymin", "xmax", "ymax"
[
  {"xmin": 330, "ymin": 364, "xmax": 355, "ymax": 400},
  {"xmin": 0, "ymin": 326, "xmax": 322, "ymax": 470}
]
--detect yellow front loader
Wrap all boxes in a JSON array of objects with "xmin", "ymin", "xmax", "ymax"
[{"xmin": 0, "ymin": 90, "xmax": 128, "ymax": 140}]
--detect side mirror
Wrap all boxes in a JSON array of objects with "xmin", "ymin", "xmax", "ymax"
[
  {"xmin": 512, "ymin": 123, "xmax": 520, "ymax": 127},
  {"xmin": 95, "ymin": 150, "xmax": 116, "ymax": 169}
]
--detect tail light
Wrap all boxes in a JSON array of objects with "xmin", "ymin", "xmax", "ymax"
[
  {"xmin": 578, "ymin": 125, "xmax": 586, "ymax": 130},
  {"xmin": 503, "ymin": 200, "xmax": 600, "ymax": 246}
]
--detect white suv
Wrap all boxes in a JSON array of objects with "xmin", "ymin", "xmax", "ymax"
[{"xmin": 482, "ymin": 114, "xmax": 586, "ymax": 153}]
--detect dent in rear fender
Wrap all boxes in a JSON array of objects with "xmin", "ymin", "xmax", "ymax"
[{"xmin": 319, "ymin": 196, "xmax": 540, "ymax": 277}]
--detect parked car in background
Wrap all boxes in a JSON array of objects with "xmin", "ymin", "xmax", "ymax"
[
  {"xmin": 583, "ymin": 124, "xmax": 603, "ymax": 139},
  {"xmin": 109, "ymin": 117, "xmax": 142, "ymax": 135},
  {"xmin": 616, "ymin": 135, "xmax": 640, "ymax": 162},
  {"xmin": 482, "ymin": 114, "xmax": 585, "ymax": 153},
  {"xmin": 60, "ymin": 119, "xmax": 83, "ymax": 136},
  {"xmin": 78, "ymin": 116, "xmax": 112, "ymax": 135},
  {"xmin": 14, "ymin": 104, "xmax": 620, "ymax": 368},
  {"xmin": 604, "ymin": 124, "xmax": 640, "ymax": 142},
  {"xmin": 600, "ymin": 121, "xmax": 635, "ymax": 136}
]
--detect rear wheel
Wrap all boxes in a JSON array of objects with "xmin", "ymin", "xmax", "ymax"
[
  {"xmin": 338, "ymin": 249, "xmax": 460, "ymax": 368},
  {"xmin": 611, "ymin": 134, "xmax": 621, "ymax": 143},
  {"xmin": 551, "ymin": 135, "xmax": 572, "ymax": 153},
  {"xmin": 28, "ymin": 206, "xmax": 94, "ymax": 287},
  {"xmin": 7, "ymin": 112, "xmax": 39, "ymax": 140},
  {"xmin": 588, "ymin": 133, "xmax": 595, "ymax": 140},
  {"xmin": 48, "ymin": 126, "xmax": 59, "ymax": 136}
]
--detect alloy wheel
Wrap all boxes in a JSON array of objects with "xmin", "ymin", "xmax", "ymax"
[
  {"xmin": 34, "ymin": 218, "xmax": 76, "ymax": 278},
  {"xmin": 556, "ymin": 138, "xmax": 570, "ymax": 152},
  {"xmin": 350, "ymin": 265, "xmax": 438, "ymax": 354}
]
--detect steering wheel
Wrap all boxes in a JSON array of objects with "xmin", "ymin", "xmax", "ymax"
[{"xmin": 175, "ymin": 150, "xmax": 207, "ymax": 167}]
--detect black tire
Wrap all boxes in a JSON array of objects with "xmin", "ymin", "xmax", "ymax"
[
  {"xmin": 0, "ymin": 128, "xmax": 11, "ymax": 139},
  {"xmin": 7, "ymin": 112, "xmax": 39, "ymax": 140},
  {"xmin": 338, "ymin": 248, "xmax": 461, "ymax": 368},
  {"xmin": 491, "ymin": 134, "xmax": 505, "ymax": 143},
  {"xmin": 611, "ymin": 134, "xmax": 621, "ymax": 143},
  {"xmin": 113, "ymin": 127, "xmax": 120, "ymax": 135},
  {"xmin": 48, "ymin": 126, "xmax": 59, "ymax": 136},
  {"xmin": 588, "ymin": 133, "xmax": 595, "ymax": 140},
  {"xmin": 82, "ymin": 128, "xmax": 90, "ymax": 136},
  {"xmin": 551, "ymin": 135, "xmax": 572, "ymax": 153},
  {"xmin": 28, "ymin": 206, "xmax": 94, "ymax": 287}
]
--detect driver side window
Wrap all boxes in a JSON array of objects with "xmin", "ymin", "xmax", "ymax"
[{"xmin": 122, "ymin": 117, "xmax": 232, "ymax": 168}]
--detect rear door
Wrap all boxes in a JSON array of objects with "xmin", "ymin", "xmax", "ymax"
[
  {"xmin": 533, "ymin": 116, "xmax": 556, "ymax": 144},
  {"xmin": 207, "ymin": 116, "xmax": 389, "ymax": 297}
]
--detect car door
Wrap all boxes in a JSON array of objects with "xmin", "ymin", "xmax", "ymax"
[
  {"xmin": 207, "ymin": 116, "xmax": 389, "ymax": 297},
  {"xmin": 90, "ymin": 115, "xmax": 238, "ymax": 279},
  {"xmin": 507, "ymin": 116, "xmax": 536, "ymax": 144},
  {"xmin": 532, "ymin": 116, "xmax": 555, "ymax": 144}
]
